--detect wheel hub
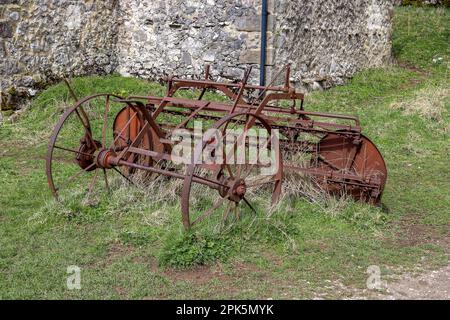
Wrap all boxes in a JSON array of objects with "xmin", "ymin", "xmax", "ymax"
[
  {"xmin": 218, "ymin": 177, "xmax": 246, "ymax": 202},
  {"xmin": 95, "ymin": 149, "xmax": 116, "ymax": 169},
  {"xmin": 76, "ymin": 136, "xmax": 100, "ymax": 171}
]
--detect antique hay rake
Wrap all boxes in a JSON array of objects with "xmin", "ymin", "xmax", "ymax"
[{"xmin": 46, "ymin": 65, "xmax": 387, "ymax": 229}]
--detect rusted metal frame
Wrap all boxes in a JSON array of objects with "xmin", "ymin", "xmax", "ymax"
[
  {"xmin": 111, "ymin": 110, "xmax": 138, "ymax": 150},
  {"xmin": 169, "ymin": 77, "xmax": 289, "ymax": 93},
  {"xmin": 114, "ymin": 101, "xmax": 166, "ymax": 162},
  {"xmin": 144, "ymin": 106, "xmax": 361, "ymax": 137},
  {"xmin": 197, "ymin": 64, "xmax": 210, "ymax": 101},
  {"xmin": 117, "ymin": 159, "xmax": 225, "ymax": 190},
  {"xmin": 216, "ymin": 85, "xmax": 248, "ymax": 104},
  {"xmin": 136, "ymin": 96, "xmax": 291, "ymax": 119},
  {"xmin": 173, "ymin": 101, "xmax": 211, "ymax": 131},
  {"xmin": 157, "ymin": 93, "xmax": 360, "ymax": 130},
  {"xmin": 284, "ymin": 165, "xmax": 379, "ymax": 187},
  {"xmin": 243, "ymin": 92, "xmax": 361, "ymax": 139},
  {"xmin": 63, "ymin": 78, "xmax": 91, "ymax": 132},
  {"xmin": 158, "ymin": 80, "xmax": 249, "ymax": 113},
  {"xmin": 128, "ymin": 95, "xmax": 305, "ymax": 118},
  {"xmin": 127, "ymin": 146, "xmax": 182, "ymax": 163},
  {"xmin": 152, "ymin": 79, "xmax": 181, "ymax": 119},
  {"xmin": 181, "ymin": 111, "xmax": 277, "ymax": 229},
  {"xmin": 284, "ymin": 118, "xmax": 360, "ymax": 133}
]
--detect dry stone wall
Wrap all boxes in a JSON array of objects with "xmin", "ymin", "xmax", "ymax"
[
  {"xmin": 273, "ymin": 0, "xmax": 394, "ymax": 89},
  {"xmin": 0, "ymin": 0, "xmax": 118, "ymax": 111},
  {"xmin": 1, "ymin": 0, "xmax": 394, "ymax": 112}
]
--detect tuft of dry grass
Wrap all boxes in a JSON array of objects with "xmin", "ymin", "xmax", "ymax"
[{"xmin": 390, "ymin": 84, "xmax": 449, "ymax": 126}]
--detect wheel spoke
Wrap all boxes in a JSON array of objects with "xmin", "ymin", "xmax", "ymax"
[
  {"xmin": 54, "ymin": 145, "xmax": 92, "ymax": 157},
  {"xmin": 86, "ymin": 169, "xmax": 99, "ymax": 198},
  {"xmin": 110, "ymin": 110, "xmax": 138, "ymax": 150},
  {"xmin": 103, "ymin": 168, "xmax": 110, "ymax": 193},
  {"xmin": 242, "ymin": 163, "xmax": 257, "ymax": 180},
  {"xmin": 191, "ymin": 195, "xmax": 229, "ymax": 226},
  {"xmin": 56, "ymin": 162, "xmax": 96, "ymax": 192},
  {"xmin": 74, "ymin": 108, "xmax": 95, "ymax": 146},
  {"xmin": 224, "ymin": 164, "xmax": 234, "ymax": 179},
  {"xmin": 222, "ymin": 202, "xmax": 232, "ymax": 223},
  {"xmin": 235, "ymin": 204, "xmax": 241, "ymax": 220}
]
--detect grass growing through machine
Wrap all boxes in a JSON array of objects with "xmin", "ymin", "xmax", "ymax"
[{"xmin": 0, "ymin": 6, "xmax": 448, "ymax": 299}]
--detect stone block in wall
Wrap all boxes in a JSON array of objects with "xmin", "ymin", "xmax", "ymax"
[
  {"xmin": 0, "ymin": 0, "xmax": 19, "ymax": 4},
  {"xmin": 235, "ymin": 13, "xmax": 275, "ymax": 32},
  {"xmin": 0, "ymin": 87, "xmax": 22, "ymax": 111},
  {"xmin": 266, "ymin": 47, "xmax": 275, "ymax": 66},
  {"xmin": 0, "ymin": 40, "xmax": 5, "ymax": 57},
  {"xmin": 236, "ymin": 15, "xmax": 261, "ymax": 32},
  {"xmin": 239, "ymin": 47, "xmax": 274, "ymax": 66},
  {"xmin": 0, "ymin": 21, "xmax": 13, "ymax": 38},
  {"xmin": 239, "ymin": 49, "xmax": 260, "ymax": 64}
]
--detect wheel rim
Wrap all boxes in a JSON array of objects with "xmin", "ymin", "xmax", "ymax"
[
  {"xmin": 45, "ymin": 93, "xmax": 143, "ymax": 202},
  {"xmin": 181, "ymin": 112, "xmax": 283, "ymax": 230}
]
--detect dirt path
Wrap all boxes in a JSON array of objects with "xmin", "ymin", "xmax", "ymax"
[
  {"xmin": 375, "ymin": 264, "xmax": 450, "ymax": 300},
  {"xmin": 342, "ymin": 264, "xmax": 450, "ymax": 300}
]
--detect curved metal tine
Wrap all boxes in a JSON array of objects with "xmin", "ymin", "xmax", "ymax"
[
  {"xmin": 191, "ymin": 195, "xmax": 230, "ymax": 226},
  {"xmin": 243, "ymin": 197, "xmax": 257, "ymax": 215},
  {"xmin": 63, "ymin": 78, "xmax": 95, "ymax": 146},
  {"xmin": 236, "ymin": 114, "xmax": 252, "ymax": 178},
  {"xmin": 224, "ymin": 164, "xmax": 234, "ymax": 179},
  {"xmin": 222, "ymin": 202, "xmax": 232, "ymax": 224},
  {"xmin": 102, "ymin": 95, "xmax": 110, "ymax": 148},
  {"xmin": 235, "ymin": 204, "xmax": 241, "ymax": 220},
  {"xmin": 245, "ymin": 175, "xmax": 275, "ymax": 188},
  {"xmin": 55, "ymin": 162, "xmax": 96, "ymax": 192},
  {"xmin": 210, "ymin": 114, "xmax": 246, "ymax": 180},
  {"xmin": 86, "ymin": 169, "xmax": 99, "ymax": 199},
  {"xmin": 242, "ymin": 127, "xmax": 277, "ymax": 183},
  {"xmin": 221, "ymin": 114, "xmax": 248, "ymax": 178},
  {"xmin": 241, "ymin": 163, "xmax": 260, "ymax": 182},
  {"xmin": 103, "ymin": 168, "xmax": 110, "ymax": 193},
  {"xmin": 112, "ymin": 166, "xmax": 137, "ymax": 187}
]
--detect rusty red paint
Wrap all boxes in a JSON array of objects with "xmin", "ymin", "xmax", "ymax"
[{"xmin": 46, "ymin": 65, "xmax": 387, "ymax": 229}]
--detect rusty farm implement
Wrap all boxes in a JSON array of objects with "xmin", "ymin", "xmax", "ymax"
[{"xmin": 46, "ymin": 65, "xmax": 387, "ymax": 229}]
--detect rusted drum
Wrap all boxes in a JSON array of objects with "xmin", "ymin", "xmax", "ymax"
[
  {"xmin": 312, "ymin": 132, "xmax": 387, "ymax": 205},
  {"xmin": 113, "ymin": 106, "xmax": 164, "ymax": 178}
]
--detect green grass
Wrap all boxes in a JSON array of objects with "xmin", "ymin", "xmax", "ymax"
[{"xmin": 0, "ymin": 6, "xmax": 449, "ymax": 299}]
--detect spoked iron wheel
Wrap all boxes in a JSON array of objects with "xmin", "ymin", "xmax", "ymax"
[
  {"xmin": 46, "ymin": 94, "xmax": 152, "ymax": 202},
  {"xmin": 181, "ymin": 112, "xmax": 283, "ymax": 230},
  {"xmin": 311, "ymin": 131, "xmax": 387, "ymax": 205}
]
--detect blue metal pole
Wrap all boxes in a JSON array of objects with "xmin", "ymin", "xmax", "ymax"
[{"xmin": 259, "ymin": 0, "xmax": 268, "ymax": 86}]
